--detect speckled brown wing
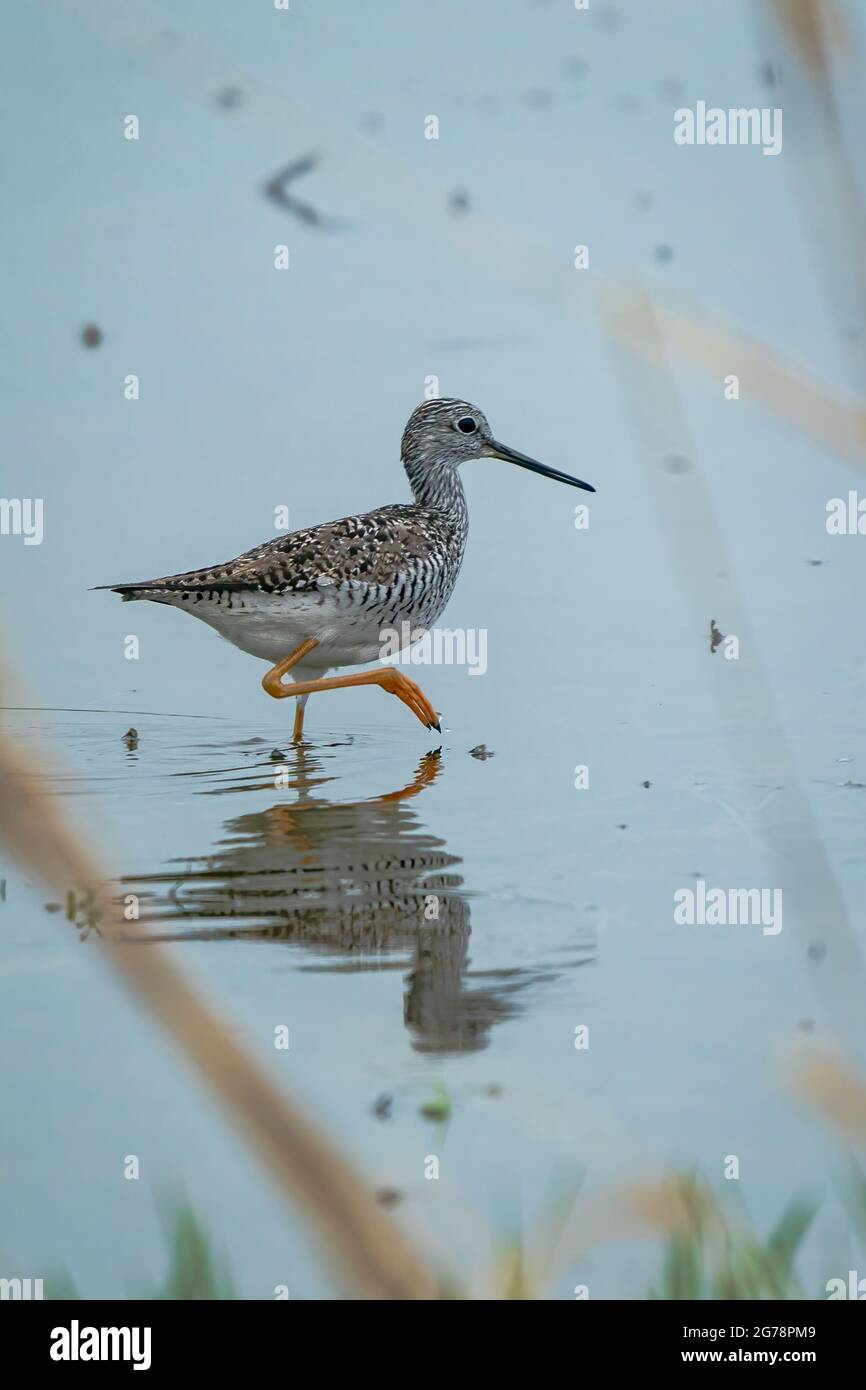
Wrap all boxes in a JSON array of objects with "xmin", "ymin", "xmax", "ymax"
[{"xmin": 101, "ymin": 504, "xmax": 456, "ymax": 598}]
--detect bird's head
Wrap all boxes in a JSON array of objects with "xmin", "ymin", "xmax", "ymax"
[{"xmin": 401, "ymin": 398, "xmax": 595, "ymax": 491}]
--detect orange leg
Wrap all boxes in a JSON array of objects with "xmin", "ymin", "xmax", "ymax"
[
  {"xmin": 262, "ymin": 639, "xmax": 440, "ymax": 733},
  {"xmin": 292, "ymin": 700, "xmax": 307, "ymax": 743},
  {"xmin": 262, "ymin": 637, "xmax": 320, "ymax": 742}
]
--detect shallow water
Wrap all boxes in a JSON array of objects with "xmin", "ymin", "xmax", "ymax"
[
  {"xmin": 3, "ymin": 690, "xmax": 863, "ymax": 1296},
  {"xmin": 3, "ymin": 0, "xmax": 866, "ymax": 1297}
]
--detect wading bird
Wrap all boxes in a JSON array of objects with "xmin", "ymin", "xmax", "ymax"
[{"xmin": 99, "ymin": 399, "xmax": 594, "ymax": 740}]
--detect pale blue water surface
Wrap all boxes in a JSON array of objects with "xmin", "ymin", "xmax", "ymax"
[{"xmin": 2, "ymin": 0, "xmax": 865, "ymax": 1297}]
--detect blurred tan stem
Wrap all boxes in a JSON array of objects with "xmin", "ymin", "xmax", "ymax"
[{"xmin": 0, "ymin": 721, "xmax": 435, "ymax": 1300}]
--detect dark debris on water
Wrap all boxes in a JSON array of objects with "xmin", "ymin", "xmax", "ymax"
[
  {"xmin": 374, "ymin": 1188, "xmax": 403, "ymax": 1209},
  {"xmin": 213, "ymin": 86, "xmax": 244, "ymax": 110},
  {"xmin": 371, "ymin": 1093, "xmax": 393, "ymax": 1121}
]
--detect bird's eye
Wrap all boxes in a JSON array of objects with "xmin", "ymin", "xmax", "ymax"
[{"xmin": 456, "ymin": 416, "xmax": 477, "ymax": 434}]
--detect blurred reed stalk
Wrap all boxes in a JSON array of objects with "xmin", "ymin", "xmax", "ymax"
[
  {"xmin": 6, "ymin": 675, "xmax": 866, "ymax": 1299},
  {"xmin": 599, "ymin": 284, "xmax": 866, "ymax": 1059},
  {"xmin": 0, "ymin": 659, "xmax": 436, "ymax": 1300},
  {"xmin": 759, "ymin": 0, "xmax": 866, "ymax": 394}
]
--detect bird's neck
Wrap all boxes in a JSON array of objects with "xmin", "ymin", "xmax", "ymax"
[{"xmin": 403, "ymin": 456, "xmax": 468, "ymax": 524}]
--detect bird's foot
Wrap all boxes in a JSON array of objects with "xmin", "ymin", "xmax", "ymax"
[{"xmin": 378, "ymin": 667, "xmax": 441, "ymax": 732}]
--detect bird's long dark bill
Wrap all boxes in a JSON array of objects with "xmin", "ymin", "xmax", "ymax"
[{"xmin": 488, "ymin": 440, "xmax": 595, "ymax": 493}]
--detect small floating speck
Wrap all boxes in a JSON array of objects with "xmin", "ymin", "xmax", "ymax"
[
  {"xmin": 375, "ymin": 1188, "xmax": 403, "ymax": 1209},
  {"xmin": 654, "ymin": 243, "xmax": 674, "ymax": 264},
  {"xmin": 122, "ymin": 727, "xmax": 138, "ymax": 748},
  {"xmin": 758, "ymin": 60, "xmax": 782, "ymax": 89},
  {"xmin": 420, "ymin": 1083, "xmax": 451, "ymax": 1122},
  {"xmin": 359, "ymin": 110, "xmax": 385, "ymax": 135},
  {"xmin": 658, "ymin": 78, "xmax": 684, "ymax": 102},
  {"xmin": 469, "ymin": 744, "xmax": 494, "ymax": 760},
  {"xmin": 597, "ymin": 6, "xmax": 622, "ymax": 31},
  {"xmin": 268, "ymin": 748, "xmax": 286, "ymax": 762},
  {"xmin": 213, "ymin": 85, "xmax": 244, "ymax": 110},
  {"xmin": 661, "ymin": 454, "xmax": 691, "ymax": 475},
  {"xmin": 81, "ymin": 323, "xmax": 102, "ymax": 348},
  {"xmin": 524, "ymin": 86, "xmax": 553, "ymax": 109},
  {"xmin": 421, "ymin": 1099, "xmax": 450, "ymax": 1121},
  {"xmin": 371, "ymin": 1093, "xmax": 393, "ymax": 1121}
]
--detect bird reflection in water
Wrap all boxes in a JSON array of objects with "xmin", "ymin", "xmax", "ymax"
[{"xmin": 121, "ymin": 746, "xmax": 557, "ymax": 1055}]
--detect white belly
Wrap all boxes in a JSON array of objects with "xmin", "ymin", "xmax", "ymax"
[{"xmin": 152, "ymin": 585, "xmax": 407, "ymax": 672}]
